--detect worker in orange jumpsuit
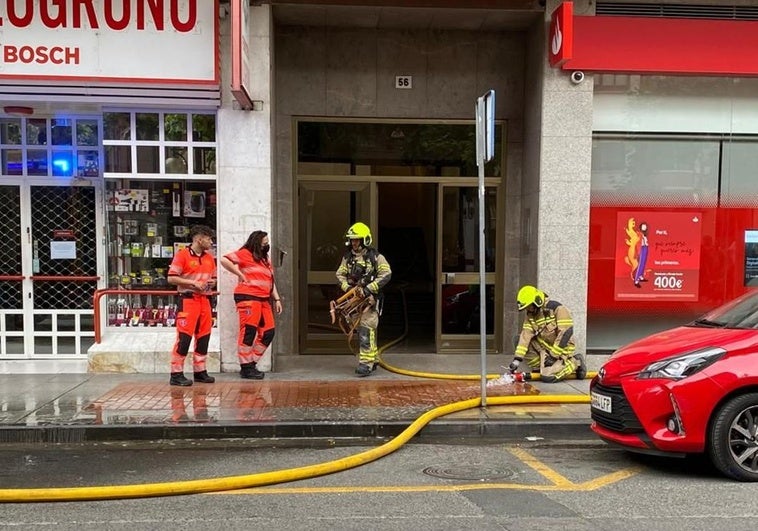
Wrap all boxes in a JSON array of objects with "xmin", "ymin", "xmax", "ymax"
[
  {"xmin": 167, "ymin": 224, "xmax": 217, "ymax": 386},
  {"xmin": 220, "ymin": 230, "xmax": 282, "ymax": 379}
]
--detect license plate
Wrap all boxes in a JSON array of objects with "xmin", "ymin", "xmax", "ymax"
[{"xmin": 591, "ymin": 391, "xmax": 612, "ymax": 414}]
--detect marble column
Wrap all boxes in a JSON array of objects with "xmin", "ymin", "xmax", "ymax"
[
  {"xmin": 534, "ymin": 0, "xmax": 595, "ymax": 354},
  {"xmin": 216, "ymin": 4, "xmax": 275, "ymax": 372}
]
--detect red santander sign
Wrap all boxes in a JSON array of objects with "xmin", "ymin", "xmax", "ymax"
[
  {"xmin": 548, "ymin": 1, "xmax": 573, "ymax": 67},
  {"xmin": 0, "ymin": 0, "xmax": 219, "ymax": 84}
]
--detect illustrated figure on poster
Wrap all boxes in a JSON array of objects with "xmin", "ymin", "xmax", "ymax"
[
  {"xmin": 634, "ymin": 221, "xmax": 650, "ymax": 287},
  {"xmin": 624, "ymin": 217, "xmax": 640, "ymax": 282}
]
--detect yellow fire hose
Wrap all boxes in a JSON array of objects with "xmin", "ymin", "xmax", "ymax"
[
  {"xmin": 0, "ymin": 394, "xmax": 590, "ymax": 503},
  {"xmin": 0, "ymin": 288, "xmax": 595, "ymax": 503}
]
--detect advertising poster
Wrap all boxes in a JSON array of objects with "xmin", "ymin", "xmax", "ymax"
[
  {"xmin": 614, "ymin": 212, "xmax": 702, "ymax": 301},
  {"xmin": 108, "ymin": 189, "xmax": 149, "ymax": 212},
  {"xmin": 183, "ymin": 191, "xmax": 206, "ymax": 218},
  {"xmin": 744, "ymin": 230, "xmax": 758, "ymax": 286}
]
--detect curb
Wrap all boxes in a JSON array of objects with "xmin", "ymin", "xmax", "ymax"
[{"xmin": 0, "ymin": 418, "xmax": 593, "ymax": 445}]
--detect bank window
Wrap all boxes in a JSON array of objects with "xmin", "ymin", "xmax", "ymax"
[
  {"xmin": 721, "ymin": 140, "xmax": 758, "ymax": 207},
  {"xmin": 0, "ymin": 116, "xmax": 102, "ymax": 178},
  {"xmin": 590, "ymin": 137, "xmax": 719, "ymax": 206}
]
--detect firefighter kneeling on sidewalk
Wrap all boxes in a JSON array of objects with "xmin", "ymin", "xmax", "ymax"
[{"xmin": 506, "ymin": 285, "xmax": 586, "ymax": 383}]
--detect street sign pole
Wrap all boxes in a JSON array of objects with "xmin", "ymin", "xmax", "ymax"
[{"xmin": 475, "ymin": 90, "xmax": 495, "ymax": 407}]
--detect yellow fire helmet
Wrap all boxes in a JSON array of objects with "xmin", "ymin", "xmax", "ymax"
[
  {"xmin": 345, "ymin": 222, "xmax": 372, "ymax": 247},
  {"xmin": 516, "ymin": 285, "xmax": 545, "ymax": 311}
]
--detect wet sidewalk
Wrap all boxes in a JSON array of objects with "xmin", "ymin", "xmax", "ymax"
[{"xmin": 0, "ymin": 353, "xmax": 594, "ymax": 444}]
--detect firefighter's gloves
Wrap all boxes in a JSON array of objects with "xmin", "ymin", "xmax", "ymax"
[
  {"xmin": 542, "ymin": 351, "xmax": 558, "ymax": 367},
  {"xmin": 358, "ymin": 286, "xmax": 372, "ymax": 298},
  {"xmin": 508, "ymin": 357, "xmax": 522, "ymax": 373}
]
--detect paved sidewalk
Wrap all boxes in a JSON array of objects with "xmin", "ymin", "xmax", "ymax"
[{"xmin": 0, "ymin": 353, "xmax": 595, "ymax": 444}]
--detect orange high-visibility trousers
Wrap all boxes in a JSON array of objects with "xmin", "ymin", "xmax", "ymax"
[
  {"xmin": 235, "ymin": 299, "xmax": 275, "ymax": 365},
  {"xmin": 170, "ymin": 295, "xmax": 213, "ymax": 373}
]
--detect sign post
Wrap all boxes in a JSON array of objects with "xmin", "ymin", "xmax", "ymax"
[
  {"xmin": 231, "ymin": 0, "xmax": 254, "ymax": 110},
  {"xmin": 475, "ymin": 90, "xmax": 495, "ymax": 407}
]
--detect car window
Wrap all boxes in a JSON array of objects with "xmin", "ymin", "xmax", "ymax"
[{"xmin": 697, "ymin": 290, "xmax": 758, "ymax": 329}]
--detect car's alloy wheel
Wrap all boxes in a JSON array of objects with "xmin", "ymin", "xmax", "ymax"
[{"xmin": 709, "ymin": 392, "xmax": 758, "ymax": 482}]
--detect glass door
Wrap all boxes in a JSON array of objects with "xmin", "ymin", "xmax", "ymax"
[
  {"xmin": 0, "ymin": 184, "xmax": 24, "ymax": 357},
  {"xmin": 0, "ymin": 182, "xmax": 101, "ymax": 358},
  {"xmin": 437, "ymin": 185, "xmax": 499, "ymax": 353},
  {"xmin": 298, "ymin": 181, "xmax": 373, "ymax": 353},
  {"xmin": 28, "ymin": 183, "xmax": 101, "ymax": 357}
]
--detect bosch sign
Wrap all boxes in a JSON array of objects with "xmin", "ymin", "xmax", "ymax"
[
  {"xmin": 0, "ymin": 0, "xmax": 219, "ymax": 84},
  {"xmin": 4, "ymin": 45, "xmax": 79, "ymax": 64}
]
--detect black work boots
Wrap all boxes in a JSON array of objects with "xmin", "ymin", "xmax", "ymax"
[
  {"xmin": 574, "ymin": 354, "xmax": 587, "ymax": 380},
  {"xmin": 169, "ymin": 371, "xmax": 215, "ymax": 386},
  {"xmin": 240, "ymin": 362, "xmax": 265, "ymax": 380},
  {"xmin": 194, "ymin": 370, "xmax": 216, "ymax": 384},
  {"xmin": 170, "ymin": 372, "xmax": 192, "ymax": 386},
  {"xmin": 355, "ymin": 362, "xmax": 379, "ymax": 377}
]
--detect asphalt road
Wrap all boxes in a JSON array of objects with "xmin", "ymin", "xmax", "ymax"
[{"xmin": 1, "ymin": 439, "xmax": 757, "ymax": 530}]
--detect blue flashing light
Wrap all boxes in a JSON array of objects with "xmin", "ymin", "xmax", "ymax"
[{"xmin": 52, "ymin": 152, "xmax": 73, "ymax": 176}]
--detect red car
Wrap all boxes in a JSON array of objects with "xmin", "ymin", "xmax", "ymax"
[{"xmin": 590, "ymin": 290, "xmax": 758, "ymax": 481}]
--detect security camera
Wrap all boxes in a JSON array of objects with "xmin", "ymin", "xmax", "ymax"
[{"xmin": 570, "ymin": 71, "xmax": 585, "ymax": 84}]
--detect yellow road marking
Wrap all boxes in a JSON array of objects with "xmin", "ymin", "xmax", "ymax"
[
  {"xmin": 215, "ymin": 446, "xmax": 640, "ymax": 495},
  {"xmin": 578, "ymin": 467, "xmax": 641, "ymax": 490},
  {"xmin": 506, "ymin": 446, "xmax": 574, "ymax": 487},
  {"xmin": 217, "ymin": 471, "xmax": 638, "ymax": 495}
]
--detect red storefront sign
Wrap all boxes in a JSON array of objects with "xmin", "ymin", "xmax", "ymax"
[
  {"xmin": 231, "ymin": 0, "xmax": 254, "ymax": 110},
  {"xmin": 614, "ymin": 212, "xmax": 702, "ymax": 302},
  {"xmin": 550, "ymin": 2, "xmax": 758, "ymax": 76},
  {"xmin": 548, "ymin": 2, "xmax": 573, "ymax": 67}
]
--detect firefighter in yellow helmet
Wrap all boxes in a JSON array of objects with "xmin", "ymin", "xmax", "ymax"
[
  {"xmin": 336, "ymin": 222, "xmax": 392, "ymax": 377},
  {"xmin": 507, "ymin": 285, "xmax": 586, "ymax": 383}
]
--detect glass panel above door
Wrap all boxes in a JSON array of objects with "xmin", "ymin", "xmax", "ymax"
[{"xmin": 297, "ymin": 122, "xmax": 503, "ymax": 177}]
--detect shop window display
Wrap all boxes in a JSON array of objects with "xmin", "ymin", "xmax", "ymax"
[
  {"xmin": 104, "ymin": 180, "xmax": 217, "ymax": 328},
  {"xmin": 103, "ymin": 111, "xmax": 217, "ymax": 329}
]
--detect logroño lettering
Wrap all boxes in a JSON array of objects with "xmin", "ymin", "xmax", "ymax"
[{"xmin": 0, "ymin": 0, "xmax": 198, "ymax": 32}]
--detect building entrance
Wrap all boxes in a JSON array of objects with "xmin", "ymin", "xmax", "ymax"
[
  {"xmin": 298, "ymin": 180, "xmax": 500, "ymax": 354},
  {"xmin": 296, "ymin": 120, "xmax": 503, "ymax": 355}
]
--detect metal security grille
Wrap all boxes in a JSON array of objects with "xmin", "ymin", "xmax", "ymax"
[
  {"xmin": 31, "ymin": 186, "xmax": 98, "ymax": 309},
  {"xmin": 0, "ymin": 185, "xmax": 22, "ymax": 309}
]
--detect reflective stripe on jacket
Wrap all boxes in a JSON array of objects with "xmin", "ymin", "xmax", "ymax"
[
  {"xmin": 515, "ymin": 299, "xmax": 575, "ymax": 358},
  {"xmin": 336, "ymin": 247, "xmax": 391, "ymax": 294}
]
